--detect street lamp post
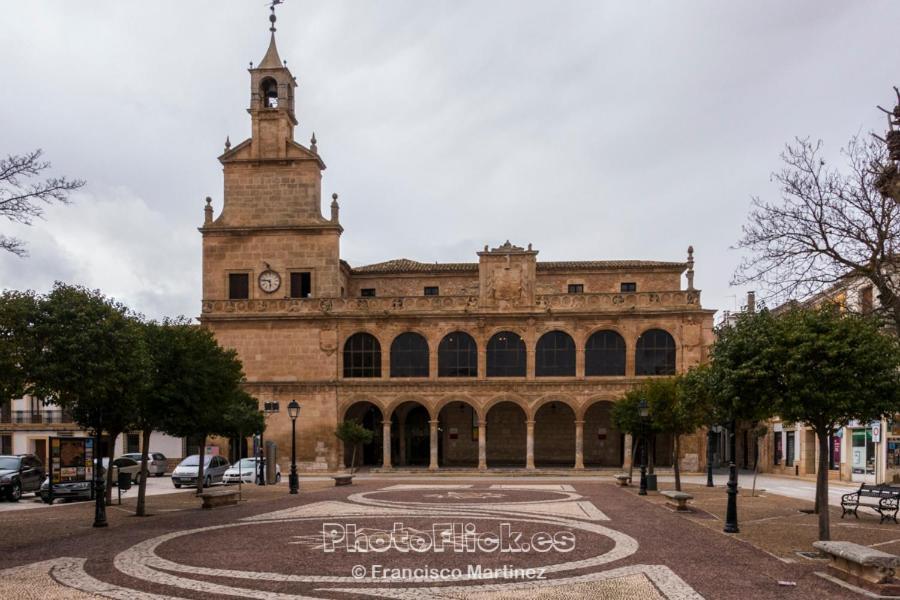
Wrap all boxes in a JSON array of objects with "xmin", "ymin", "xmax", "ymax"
[
  {"xmin": 288, "ymin": 400, "xmax": 300, "ymax": 495},
  {"xmin": 724, "ymin": 419, "xmax": 740, "ymax": 533},
  {"xmin": 706, "ymin": 427, "xmax": 716, "ymax": 487},
  {"xmin": 258, "ymin": 401, "xmax": 280, "ymax": 486},
  {"xmin": 638, "ymin": 398, "xmax": 649, "ymax": 496}
]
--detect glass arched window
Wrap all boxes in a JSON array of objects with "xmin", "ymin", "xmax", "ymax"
[
  {"xmin": 585, "ymin": 330, "xmax": 626, "ymax": 376},
  {"xmin": 635, "ymin": 329, "xmax": 676, "ymax": 375},
  {"xmin": 486, "ymin": 331, "xmax": 526, "ymax": 377},
  {"xmin": 535, "ymin": 331, "xmax": 576, "ymax": 377},
  {"xmin": 438, "ymin": 332, "xmax": 477, "ymax": 377},
  {"xmin": 343, "ymin": 332, "xmax": 381, "ymax": 378},
  {"xmin": 390, "ymin": 332, "xmax": 429, "ymax": 378}
]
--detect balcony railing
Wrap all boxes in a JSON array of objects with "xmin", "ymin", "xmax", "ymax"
[
  {"xmin": 9, "ymin": 410, "xmax": 74, "ymax": 425},
  {"xmin": 202, "ymin": 290, "xmax": 701, "ymax": 317}
]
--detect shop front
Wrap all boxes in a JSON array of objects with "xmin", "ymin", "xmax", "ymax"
[{"xmin": 849, "ymin": 424, "xmax": 875, "ymax": 483}]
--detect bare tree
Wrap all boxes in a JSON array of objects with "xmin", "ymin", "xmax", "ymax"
[
  {"xmin": 733, "ymin": 135, "xmax": 900, "ymax": 333},
  {"xmin": 0, "ymin": 149, "xmax": 84, "ymax": 256}
]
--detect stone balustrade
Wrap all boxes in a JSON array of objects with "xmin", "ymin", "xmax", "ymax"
[{"xmin": 202, "ymin": 290, "xmax": 701, "ymax": 317}]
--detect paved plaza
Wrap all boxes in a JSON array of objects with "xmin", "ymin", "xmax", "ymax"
[{"xmin": 0, "ymin": 476, "xmax": 870, "ymax": 599}]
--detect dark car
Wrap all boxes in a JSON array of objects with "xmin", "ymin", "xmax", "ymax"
[{"xmin": 0, "ymin": 454, "xmax": 45, "ymax": 501}]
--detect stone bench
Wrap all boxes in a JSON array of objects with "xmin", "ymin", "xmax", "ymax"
[
  {"xmin": 813, "ymin": 541, "xmax": 900, "ymax": 586},
  {"xmin": 199, "ymin": 489, "xmax": 239, "ymax": 509},
  {"xmin": 613, "ymin": 473, "xmax": 630, "ymax": 487},
  {"xmin": 661, "ymin": 490, "xmax": 693, "ymax": 511},
  {"xmin": 333, "ymin": 475, "xmax": 353, "ymax": 486}
]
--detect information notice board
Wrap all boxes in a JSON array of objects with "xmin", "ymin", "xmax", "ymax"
[{"xmin": 49, "ymin": 437, "xmax": 93, "ymax": 484}]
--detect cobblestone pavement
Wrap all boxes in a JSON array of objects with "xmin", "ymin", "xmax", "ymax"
[{"xmin": 0, "ymin": 478, "xmax": 859, "ymax": 599}]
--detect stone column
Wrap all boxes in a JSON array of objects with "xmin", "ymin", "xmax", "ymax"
[
  {"xmin": 429, "ymin": 419, "xmax": 439, "ymax": 470},
  {"xmin": 478, "ymin": 418, "xmax": 487, "ymax": 470},
  {"xmin": 574, "ymin": 420, "xmax": 585, "ymax": 470},
  {"xmin": 526, "ymin": 419, "xmax": 536, "ymax": 470},
  {"xmin": 623, "ymin": 433, "xmax": 633, "ymax": 471},
  {"xmin": 382, "ymin": 420, "xmax": 392, "ymax": 469},
  {"xmin": 398, "ymin": 413, "xmax": 407, "ymax": 467}
]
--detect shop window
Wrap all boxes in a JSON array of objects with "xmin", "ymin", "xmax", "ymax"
[
  {"xmin": 228, "ymin": 273, "xmax": 249, "ymax": 300},
  {"xmin": 829, "ymin": 433, "xmax": 841, "ymax": 470},
  {"xmin": 290, "ymin": 272, "xmax": 312, "ymax": 298}
]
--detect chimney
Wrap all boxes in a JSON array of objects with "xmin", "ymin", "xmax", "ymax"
[{"xmin": 747, "ymin": 291, "xmax": 756, "ymax": 314}]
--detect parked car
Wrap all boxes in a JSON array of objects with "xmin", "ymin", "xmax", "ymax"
[
  {"xmin": 171, "ymin": 454, "xmax": 230, "ymax": 488},
  {"xmin": 121, "ymin": 452, "xmax": 168, "ymax": 476},
  {"xmin": 223, "ymin": 458, "xmax": 281, "ymax": 485},
  {"xmin": 38, "ymin": 457, "xmax": 141, "ymax": 504},
  {"xmin": 0, "ymin": 454, "xmax": 45, "ymax": 501}
]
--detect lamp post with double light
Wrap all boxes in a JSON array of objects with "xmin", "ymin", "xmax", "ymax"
[
  {"xmin": 288, "ymin": 400, "xmax": 300, "ymax": 495},
  {"xmin": 638, "ymin": 398, "xmax": 650, "ymax": 496}
]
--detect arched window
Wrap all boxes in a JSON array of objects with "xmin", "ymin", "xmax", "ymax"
[
  {"xmin": 585, "ymin": 330, "xmax": 626, "ymax": 376},
  {"xmin": 438, "ymin": 332, "xmax": 477, "ymax": 377},
  {"xmin": 486, "ymin": 331, "xmax": 526, "ymax": 377},
  {"xmin": 343, "ymin": 333, "xmax": 381, "ymax": 378},
  {"xmin": 390, "ymin": 332, "xmax": 429, "ymax": 378},
  {"xmin": 260, "ymin": 77, "xmax": 278, "ymax": 108},
  {"xmin": 635, "ymin": 329, "xmax": 676, "ymax": 375},
  {"xmin": 535, "ymin": 331, "xmax": 576, "ymax": 377}
]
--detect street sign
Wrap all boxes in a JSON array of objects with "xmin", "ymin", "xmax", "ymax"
[{"xmin": 873, "ymin": 424, "xmax": 882, "ymax": 443}]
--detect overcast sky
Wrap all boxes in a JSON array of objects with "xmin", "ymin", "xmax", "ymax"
[{"xmin": 2, "ymin": 1, "xmax": 898, "ymax": 320}]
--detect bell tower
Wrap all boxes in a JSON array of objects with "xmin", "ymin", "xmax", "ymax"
[{"xmin": 248, "ymin": 14, "xmax": 297, "ymax": 159}]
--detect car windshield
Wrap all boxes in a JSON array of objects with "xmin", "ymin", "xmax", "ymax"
[
  {"xmin": 0, "ymin": 457, "xmax": 21, "ymax": 470},
  {"xmin": 180, "ymin": 455, "xmax": 214, "ymax": 467},
  {"xmin": 235, "ymin": 458, "xmax": 258, "ymax": 469}
]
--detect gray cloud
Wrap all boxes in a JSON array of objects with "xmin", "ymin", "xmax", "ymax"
[{"xmin": 1, "ymin": 1, "xmax": 898, "ymax": 319}]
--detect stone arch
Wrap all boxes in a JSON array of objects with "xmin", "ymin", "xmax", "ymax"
[
  {"xmin": 485, "ymin": 401, "xmax": 527, "ymax": 467},
  {"xmin": 390, "ymin": 400, "xmax": 432, "ymax": 467},
  {"xmin": 437, "ymin": 399, "xmax": 480, "ymax": 467},
  {"xmin": 341, "ymin": 400, "xmax": 384, "ymax": 468},
  {"xmin": 533, "ymin": 400, "xmax": 576, "ymax": 468},
  {"xmin": 582, "ymin": 399, "xmax": 624, "ymax": 468}
]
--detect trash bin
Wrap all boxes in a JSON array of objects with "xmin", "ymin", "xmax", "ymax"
[
  {"xmin": 646, "ymin": 474, "xmax": 658, "ymax": 491},
  {"xmin": 118, "ymin": 472, "xmax": 132, "ymax": 491}
]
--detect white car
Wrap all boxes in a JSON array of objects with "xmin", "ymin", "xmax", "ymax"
[
  {"xmin": 171, "ymin": 454, "xmax": 230, "ymax": 488},
  {"xmin": 223, "ymin": 458, "xmax": 281, "ymax": 484}
]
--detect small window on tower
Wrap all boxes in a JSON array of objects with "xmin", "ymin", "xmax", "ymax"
[
  {"xmin": 261, "ymin": 78, "xmax": 278, "ymax": 108},
  {"xmin": 424, "ymin": 286, "xmax": 439, "ymax": 296},
  {"xmin": 567, "ymin": 284, "xmax": 584, "ymax": 294},
  {"xmin": 360, "ymin": 288, "xmax": 376, "ymax": 297},
  {"xmin": 290, "ymin": 272, "xmax": 312, "ymax": 298},
  {"xmin": 228, "ymin": 273, "xmax": 249, "ymax": 300},
  {"xmin": 620, "ymin": 282, "xmax": 637, "ymax": 293}
]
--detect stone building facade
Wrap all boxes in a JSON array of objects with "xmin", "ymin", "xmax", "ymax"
[{"xmin": 199, "ymin": 27, "xmax": 716, "ymax": 472}]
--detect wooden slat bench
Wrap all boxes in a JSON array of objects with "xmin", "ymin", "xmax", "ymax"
[
  {"xmin": 841, "ymin": 484, "xmax": 900, "ymax": 524},
  {"xmin": 200, "ymin": 489, "xmax": 239, "ymax": 509},
  {"xmin": 813, "ymin": 541, "xmax": 900, "ymax": 586},
  {"xmin": 661, "ymin": 490, "xmax": 693, "ymax": 511}
]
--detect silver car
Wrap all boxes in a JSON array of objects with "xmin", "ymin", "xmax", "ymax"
[
  {"xmin": 171, "ymin": 454, "xmax": 230, "ymax": 488},
  {"xmin": 121, "ymin": 452, "xmax": 168, "ymax": 477},
  {"xmin": 223, "ymin": 458, "xmax": 281, "ymax": 485}
]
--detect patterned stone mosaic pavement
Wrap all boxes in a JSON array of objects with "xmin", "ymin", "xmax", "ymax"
[{"xmin": 0, "ymin": 480, "xmax": 857, "ymax": 599}]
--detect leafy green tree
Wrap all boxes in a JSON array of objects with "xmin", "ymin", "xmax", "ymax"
[
  {"xmin": 647, "ymin": 377, "xmax": 707, "ymax": 492},
  {"xmin": 0, "ymin": 290, "xmax": 38, "ymax": 406},
  {"xmin": 335, "ymin": 420, "xmax": 374, "ymax": 474},
  {"xmin": 612, "ymin": 389, "xmax": 659, "ymax": 480},
  {"xmin": 156, "ymin": 325, "xmax": 249, "ymax": 494},
  {"xmin": 27, "ymin": 284, "xmax": 147, "ymax": 527},
  {"xmin": 773, "ymin": 306, "xmax": 900, "ymax": 541}
]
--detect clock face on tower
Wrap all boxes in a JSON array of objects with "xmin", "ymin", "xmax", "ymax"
[{"xmin": 258, "ymin": 269, "xmax": 281, "ymax": 293}]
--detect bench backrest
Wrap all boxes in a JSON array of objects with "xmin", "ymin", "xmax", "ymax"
[{"xmin": 858, "ymin": 484, "xmax": 900, "ymax": 499}]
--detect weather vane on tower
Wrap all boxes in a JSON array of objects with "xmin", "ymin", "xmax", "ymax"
[{"xmin": 267, "ymin": 0, "xmax": 284, "ymax": 33}]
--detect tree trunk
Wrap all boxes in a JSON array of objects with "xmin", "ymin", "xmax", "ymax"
[
  {"xmin": 105, "ymin": 431, "xmax": 119, "ymax": 505},
  {"xmin": 649, "ymin": 435, "xmax": 656, "ymax": 475},
  {"xmin": 673, "ymin": 435, "xmax": 682, "ymax": 491},
  {"xmin": 350, "ymin": 443, "xmax": 358, "ymax": 475},
  {"xmin": 195, "ymin": 436, "xmax": 207, "ymax": 495},
  {"xmin": 627, "ymin": 435, "xmax": 637, "ymax": 481},
  {"xmin": 815, "ymin": 429, "xmax": 831, "ymax": 541},
  {"xmin": 136, "ymin": 428, "xmax": 152, "ymax": 517}
]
